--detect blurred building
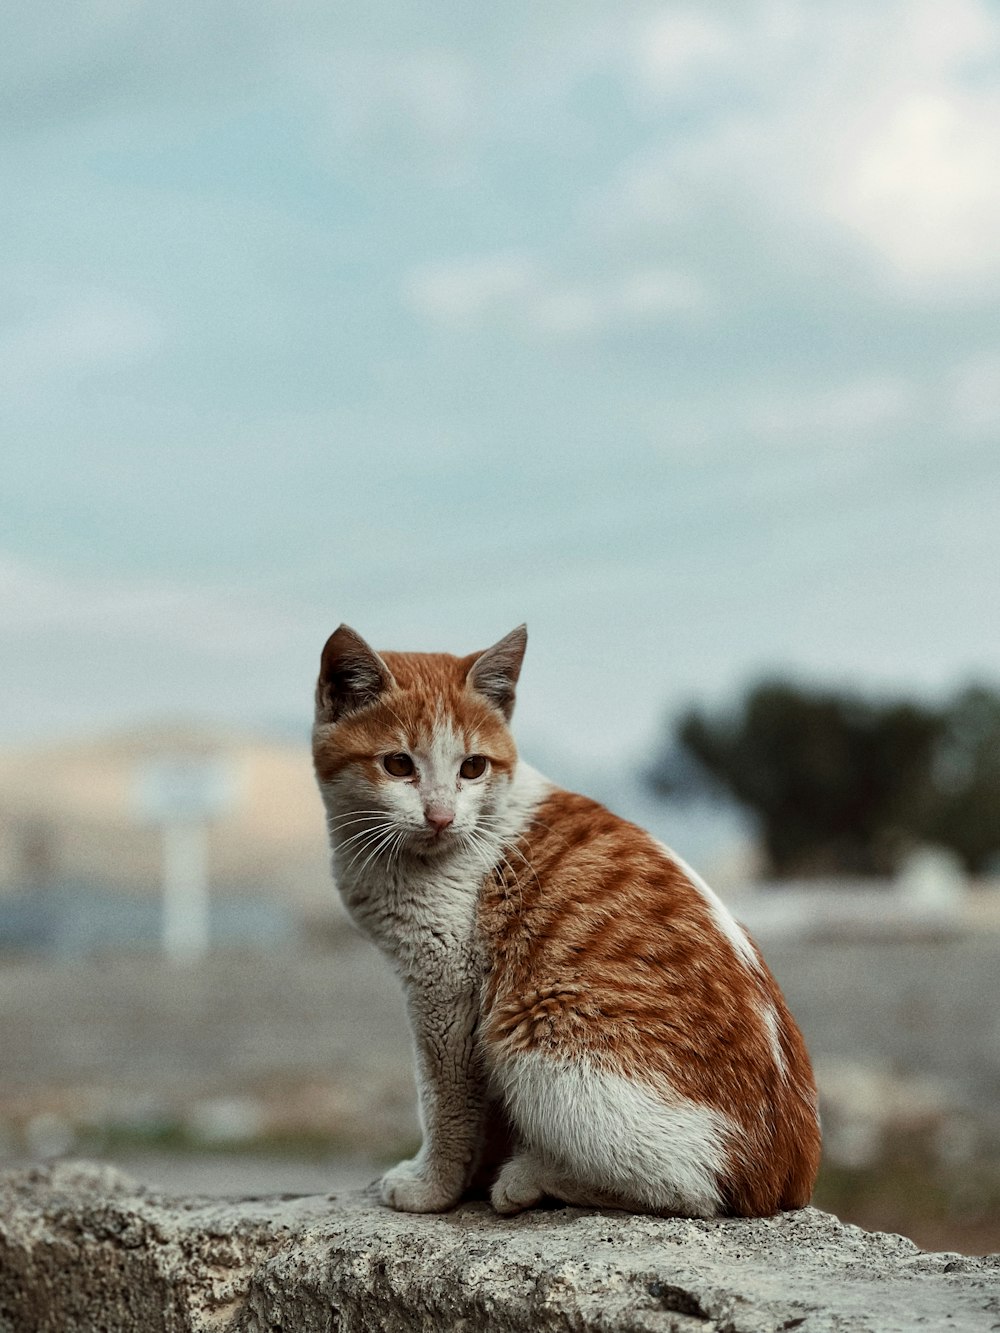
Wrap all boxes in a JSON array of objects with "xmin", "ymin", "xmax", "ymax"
[{"xmin": 0, "ymin": 724, "xmax": 338, "ymax": 954}]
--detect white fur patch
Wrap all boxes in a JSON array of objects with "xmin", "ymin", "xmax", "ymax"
[
  {"xmin": 491, "ymin": 1051, "xmax": 732, "ymax": 1217},
  {"xmin": 655, "ymin": 842, "xmax": 787, "ymax": 1079},
  {"xmin": 492, "ymin": 762, "xmax": 553, "ymax": 840},
  {"xmin": 759, "ymin": 1002, "xmax": 786, "ymax": 1076}
]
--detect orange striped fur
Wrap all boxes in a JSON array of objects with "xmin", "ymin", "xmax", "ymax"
[
  {"xmin": 312, "ymin": 624, "xmax": 821, "ymax": 1218},
  {"xmin": 479, "ymin": 788, "xmax": 820, "ymax": 1214}
]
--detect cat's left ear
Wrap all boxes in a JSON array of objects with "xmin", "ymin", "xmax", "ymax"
[{"xmin": 465, "ymin": 625, "xmax": 527, "ymax": 721}]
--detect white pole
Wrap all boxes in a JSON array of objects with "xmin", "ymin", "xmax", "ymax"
[{"xmin": 161, "ymin": 819, "xmax": 210, "ymax": 964}]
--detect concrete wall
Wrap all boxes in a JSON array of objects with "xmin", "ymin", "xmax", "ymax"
[{"xmin": 1, "ymin": 1161, "xmax": 997, "ymax": 1333}]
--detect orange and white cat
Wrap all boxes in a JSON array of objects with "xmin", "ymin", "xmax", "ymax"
[{"xmin": 312, "ymin": 624, "xmax": 821, "ymax": 1217}]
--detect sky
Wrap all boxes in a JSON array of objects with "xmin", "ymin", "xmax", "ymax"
[{"xmin": 2, "ymin": 0, "xmax": 1000, "ymax": 770}]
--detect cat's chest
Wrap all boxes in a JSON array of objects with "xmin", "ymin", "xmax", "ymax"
[{"xmin": 339, "ymin": 856, "xmax": 486, "ymax": 981}]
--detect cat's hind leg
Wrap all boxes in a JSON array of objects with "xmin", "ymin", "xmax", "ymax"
[
  {"xmin": 493, "ymin": 1051, "xmax": 733, "ymax": 1217},
  {"xmin": 491, "ymin": 1149, "xmax": 623, "ymax": 1214},
  {"xmin": 490, "ymin": 1150, "xmax": 546, "ymax": 1215}
]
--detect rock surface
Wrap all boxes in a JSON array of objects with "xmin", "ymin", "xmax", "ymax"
[{"xmin": 1, "ymin": 1160, "xmax": 998, "ymax": 1333}]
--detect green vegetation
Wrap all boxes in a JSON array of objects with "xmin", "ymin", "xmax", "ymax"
[
  {"xmin": 814, "ymin": 1159, "xmax": 1000, "ymax": 1256},
  {"xmin": 74, "ymin": 1119, "xmax": 418, "ymax": 1166},
  {"xmin": 653, "ymin": 681, "xmax": 1000, "ymax": 877},
  {"xmin": 79, "ymin": 1121, "xmax": 349, "ymax": 1161}
]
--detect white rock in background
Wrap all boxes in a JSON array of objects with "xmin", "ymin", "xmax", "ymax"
[{"xmin": 897, "ymin": 845, "xmax": 967, "ymax": 913}]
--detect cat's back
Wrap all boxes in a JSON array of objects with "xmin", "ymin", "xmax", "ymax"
[{"xmin": 479, "ymin": 785, "xmax": 821, "ymax": 1215}]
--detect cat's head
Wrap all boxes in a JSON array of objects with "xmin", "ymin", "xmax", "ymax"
[{"xmin": 312, "ymin": 625, "xmax": 527, "ymax": 859}]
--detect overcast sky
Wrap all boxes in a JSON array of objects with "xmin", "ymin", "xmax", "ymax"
[{"xmin": 2, "ymin": 0, "xmax": 999, "ymax": 768}]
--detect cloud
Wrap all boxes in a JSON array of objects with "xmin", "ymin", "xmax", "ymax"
[
  {"xmin": 3, "ymin": 0, "xmax": 1000, "ymax": 762},
  {"xmin": 404, "ymin": 255, "xmax": 709, "ymax": 336},
  {"xmin": 950, "ymin": 350, "xmax": 1000, "ymax": 434},
  {"xmin": 828, "ymin": 93, "xmax": 1000, "ymax": 286},
  {"xmin": 628, "ymin": 9, "xmax": 738, "ymax": 101},
  {"xmin": 601, "ymin": 0, "xmax": 1000, "ymax": 298},
  {"xmin": 617, "ymin": 268, "xmax": 708, "ymax": 321},
  {"xmin": 290, "ymin": 44, "xmax": 478, "ymax": 156},
  {"xmin": 745, "ymin": 377, "xmax": 918, "ymax": 444},
  {"xmin": 0, "ymin": 283, "xmax": 162, "ymax": 391},
  {"xmin": 0, "ymin": 551, "xmax": 325, "ymax": 741},
  {"xmin": 0, "ymin": 555, "xmax": 286, "ymax": 652},
  {"xmin": 0, "ymin": 1, "xmax": 279, "ymax": 131},
  {"xmin": 403, "ymin": 253, "xmax": 539, "ymax": 327}
]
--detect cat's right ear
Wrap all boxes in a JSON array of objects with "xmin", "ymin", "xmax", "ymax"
[{"xmin": 316, "ymin": 625, "xmax": 394, "ymax": 725}]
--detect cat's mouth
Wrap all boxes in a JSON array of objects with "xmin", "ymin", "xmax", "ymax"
[
  {"xmin": 418, "ymin": 824, "xmax": 456, "ymax": 847},
  {"xmin": 408, "ymin": 822, "xmax": 464, "ymax": 858}
]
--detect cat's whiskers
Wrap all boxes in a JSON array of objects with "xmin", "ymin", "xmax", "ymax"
[
  {"xmin": 342, "ymin": 821, "xmax": 399, "ymax": 875},
  {"xmin": 498, "ymin": 852, "xmax": 526, "ymax": 916},
  {"xmin": 330, "ymin": 809, "xmax": 403, "ymax": 864},
  {"xmin": 460, "ymin": 829, "xmax": 519, "ymax": 908},
  {"xmin": 464, "ymin": 825, "xmax": 527, "ymax": 915},
  {"xmin": 329, "ymin": 810, "xmax": 392, "ymax": 842},
  {"xmin": 474, "ymin": 818, "xmax": 528, "ymax": 888},
  {"xmin": 337, "ymin": 822, "xmax": 396, "ymax": 851},
  {"xmin": 507, "ymin": 811, "xmax": 572, "ymax": 852},
  {"xmin": 459, "ymin": 830, "xmax": 492, "ymax": 877},
  {"xmin": 327, "ymin": 809, "xmax": 389, "ymax": 826},
  {"xmin": 479, "ymin": 823, "xmax": 536, "ymax": 880},
  {"xmin": 387, "ymin": 829, "xmax": 407, "ymax": 871},
  {"xmin": 463, "ymin": 825, "xmax": 500, "ymax": 871},
  {"xmin": 476, "ymin": 815, "xmax": 542, "ymax": 903},
  {"xmin": 351, "ymin": 824, "xmax": 404, "ymax": 880}
]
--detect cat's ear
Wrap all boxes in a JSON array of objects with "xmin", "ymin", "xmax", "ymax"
[
  {"xmin": 316, "ymin": 625, "xmax": 395, "ymax": 725},
  {"xmin": 465, "ymin": 625, "xmax": 527, "ymax": 721}
]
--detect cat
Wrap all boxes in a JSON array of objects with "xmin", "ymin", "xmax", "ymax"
[{"xmin": 312, "ymin": 623, "xmax": 821, "ymax": 1217}]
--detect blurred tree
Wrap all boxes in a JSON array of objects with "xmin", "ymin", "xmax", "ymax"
[
  {"xmin": 926, "ymin": 686, "xmax": 1000, "ymax": 874},
  {"xmin": 651, "ymin": 680, "xmax": 1000, "ymax": 877}
]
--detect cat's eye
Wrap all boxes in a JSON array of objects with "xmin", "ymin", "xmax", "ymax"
[
  {"xmin": 383, "ymin": 753, "xmax": 415, "ymax": 778},
  {"xmin": 460, "ymin": 755, "xmax": 488, "ymax": 780}
]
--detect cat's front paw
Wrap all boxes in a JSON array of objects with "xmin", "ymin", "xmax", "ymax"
[{"xmin": 378, "ymin": 1158, "xmax": 463, "ymax": 1213}]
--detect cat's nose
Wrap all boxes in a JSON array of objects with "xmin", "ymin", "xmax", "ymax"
[{"xmin": 424, "ymin": 806, "xmax": 455, "ymax": 834}]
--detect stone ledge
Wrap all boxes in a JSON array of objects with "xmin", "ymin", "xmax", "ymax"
[{"xmin": 1, "ymin": 1160, "xmax": 997, "ymax": 1333}]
